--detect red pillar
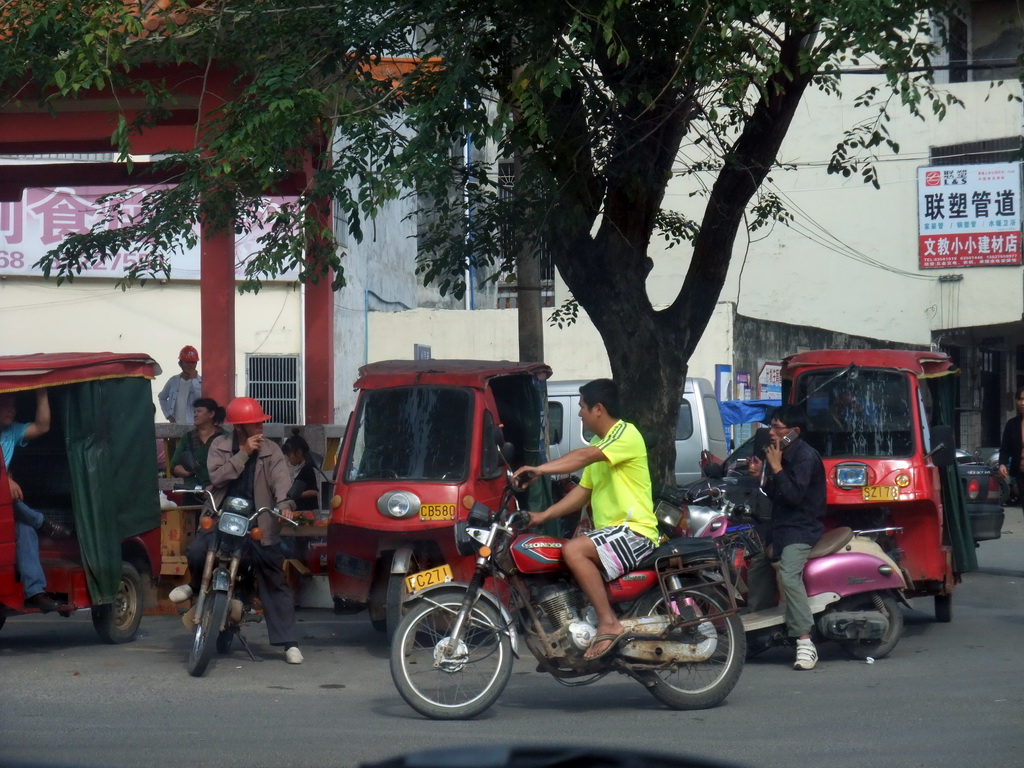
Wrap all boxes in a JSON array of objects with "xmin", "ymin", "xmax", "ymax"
[
  {"xmin": 200, "ymin": 223, "xmax": 236, "ymax": 407},
  {"xmin": 303, "ymin": 192, "xmax": 335, "ymax": 424}
]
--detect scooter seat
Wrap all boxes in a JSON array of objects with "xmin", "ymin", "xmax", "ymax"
[{"xmin": 808, "ymin": 527, "xmax": 854, "ymax": 559}]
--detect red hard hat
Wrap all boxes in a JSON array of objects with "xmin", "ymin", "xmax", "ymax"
[
  {"xmin": 225, "ymin": 397, "xmax": 272, "ymax": 424},
  {"xmin": 179, "ymin": 345, "xmax": 200, "ymax": 363}
]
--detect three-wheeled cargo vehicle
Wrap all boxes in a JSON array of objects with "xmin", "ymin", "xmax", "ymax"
[
  {"xmin": 0, "ymin": 353, "xmax": 162, "ymax": 642},
  {"xmin": 326, "ymin": 360, "xmax": 552, "ymax": 636},
  {"xmin": 780, "ymin": 349, "xmax": 975, "ymax": 621}
]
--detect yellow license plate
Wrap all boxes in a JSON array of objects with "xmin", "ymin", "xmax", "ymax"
[
  {"xmin": 406, "ymin": 564, "xmax": 453, "ymax": 593},
  {"xmin": 419, "ymin": 503, "xmax": 456, "ymax": 521},
  {"xmin": 862, "ymin": 485, "xmax": 899, "ymax": 502}
]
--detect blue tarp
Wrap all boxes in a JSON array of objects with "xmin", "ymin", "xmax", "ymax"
[{"xmin": 719, "ymin": 399, "xmax": 781, "ymax": 427}]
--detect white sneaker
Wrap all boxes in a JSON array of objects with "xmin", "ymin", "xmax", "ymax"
[
  {"xmin": 168, "ymin": 585, "xmax": 193, "ymax": 604},
  {"xmin": 794, "ymin": 638, "xmax": 817, "ymax": 670},
  {"xmin": 285, "ymin": 647, "xmax": 304, "ymax": 665}
]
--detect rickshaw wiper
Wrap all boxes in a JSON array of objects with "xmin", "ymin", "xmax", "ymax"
[{"xmin": 798, "ymin": 363, "xmax": 857, "ymax": 405}]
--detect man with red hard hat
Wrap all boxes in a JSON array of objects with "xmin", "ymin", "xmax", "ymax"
[
  {"xmin": 169, "ymin": 396, "xmax": 303, "ymax": 664},
  {"xmin": 158, "ymin": 345, "xmax": 203, "ymax": 424}
]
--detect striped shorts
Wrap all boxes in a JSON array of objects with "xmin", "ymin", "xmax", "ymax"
[{"xmin": 586, "ymin": 524, "xmax": 656, "ymax": 580}]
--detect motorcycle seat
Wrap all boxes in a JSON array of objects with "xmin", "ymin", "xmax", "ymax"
[{"xmin": 808, "ymin": 526, "xmax": 854, "ymax": 559}]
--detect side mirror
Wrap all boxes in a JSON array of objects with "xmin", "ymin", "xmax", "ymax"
[
  {"xmin": 500, "ymin": 441, "xmax": 515, "ymax": 466},
  {"xmin": 928, "ymin": 425, "xmax": 956, "ymax": 468},
  {"xmin": 753, "ymin": 427, "xmax": 771, "ymax": 458},
  {"xmin": 703, "ymin": 462, "xmax": 724, "ymax": 479}
]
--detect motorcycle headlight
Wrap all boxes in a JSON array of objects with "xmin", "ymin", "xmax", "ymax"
[
  {"xmin": 377, "ymin": 490, "xmax": 421, "ymax": 520},
  {"xmin": 218, "ymin": 511, "xmax": 250, "ymax": 536},
  {"xmin": 655, "ymin": 500, "xmax": 683, "ymax": 530}
]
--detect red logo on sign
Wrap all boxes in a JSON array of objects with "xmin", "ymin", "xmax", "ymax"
[{"xmin": 924, "ymin": 170, "xmax": 941, "ymax": 187}]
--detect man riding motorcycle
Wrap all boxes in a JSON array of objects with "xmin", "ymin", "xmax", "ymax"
[{"xmin": 513, "ymin": 378, "xmax": 659, "ymax": 661}]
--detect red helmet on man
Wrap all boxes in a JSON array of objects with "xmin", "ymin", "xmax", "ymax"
[
  {"xmin": 179, "ymin": 345, "xmax": 200, "ymax": 363},
  {"xmin": 225, "ymin": 397, "xmax": 272, "ymax": 424}
]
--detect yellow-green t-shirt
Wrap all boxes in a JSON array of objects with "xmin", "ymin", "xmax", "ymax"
[{"xmin": 580, "ymin": 420, "xmax": 657, "ymax": 544}]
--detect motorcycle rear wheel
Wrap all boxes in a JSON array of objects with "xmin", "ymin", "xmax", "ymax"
[
  {"xmin": 836, "ymin": 592, "xmax": 903, "ymax": 660},
  {"xmin": 187, "ymin": 591, "xmax": 229, "ymax": 677},
  {"xmin": 390, "ymin": 594, "xmax": 512, "ymax": 720},
  {"xmin": 634, "ymin": 586, "xmax": 745, "ymax": 710}
]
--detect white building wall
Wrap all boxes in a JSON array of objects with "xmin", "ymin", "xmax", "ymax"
[
  {"xmin": 651, "ymin": 77, "xmax": 1023, "ymax": 346},
  {"xmin": 0, "ymin": 277, "xmax": 302, "ymax": 417},
  {"xmin": 363, "ymin": 300, "xmax": 736, "ymax": 388},
  {"xmin": 332, "ymin": 189, "xmax": 421, "ymax": 420}
]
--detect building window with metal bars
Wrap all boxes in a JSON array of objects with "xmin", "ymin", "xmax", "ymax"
[{"xmin": 246, "ymin": 355, "xmax": 300, "ymax": 424}]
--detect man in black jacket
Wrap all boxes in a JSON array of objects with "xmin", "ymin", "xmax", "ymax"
[{"xmin": 747, "ymin": 404, "xmax": 826, "ymax": 670}]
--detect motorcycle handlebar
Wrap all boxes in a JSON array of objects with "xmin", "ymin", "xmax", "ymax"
[
  {"xmin": 512, "ymin": 471, "xmax": 535, "ymax": 492},
  {"xmin": 257, "ymin": 506, "xmax": 301, "ymax": 526},
  {"xmin": 506, "ymin": 509, "xmax": 532, "ymax": 531}
]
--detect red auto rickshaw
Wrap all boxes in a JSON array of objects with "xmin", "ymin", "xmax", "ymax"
[
  {"xmin": 326, "ymin": 360, "xmax": 552, "ymax": 636},
  {"xmin": 0, "ymin": 353, "xmax": 162, "ymax": 642},
  {"xmin": 781, "ymin": 349, "xmax": 974, "ymax": 621}
]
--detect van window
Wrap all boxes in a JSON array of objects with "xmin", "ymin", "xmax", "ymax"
[
  {"xmin": 675, "ymin": 401, "xmax": 694, "ymax": 440},
  {"xmin": 703, "ymin": 394, "xmax": 726, "ymax": 442},
  {"xmin": 548, "ymin": 401, "xmax": 564, "ymax": 446}
]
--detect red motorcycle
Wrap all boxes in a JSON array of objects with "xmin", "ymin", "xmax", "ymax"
[{"xmin": 388, "ymin": 473, "xmax": 746, "ymax": 720}]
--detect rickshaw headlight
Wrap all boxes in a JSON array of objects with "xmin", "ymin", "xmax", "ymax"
[
  {"xmin": 835, "ymin": 464, "xmax": 868, "ymax": 489},
  {"xmin": 377, "ymin": 491, "xmax": 421, "ymax": 520},
  {"xmin": 218, "ymin": 512, "xmax": 250, "ymax": 536}
]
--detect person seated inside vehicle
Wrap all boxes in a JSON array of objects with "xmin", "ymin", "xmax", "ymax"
[{"xmin": 0, "ymin": 389, "xmax": 72, "ymax": 612}]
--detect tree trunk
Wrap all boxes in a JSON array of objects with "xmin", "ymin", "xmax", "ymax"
[{"xmin": 516, "ymin": 245, "xmax": 544, "ymax": 363}]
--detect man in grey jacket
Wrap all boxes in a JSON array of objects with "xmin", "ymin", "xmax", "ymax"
[{"xmin": 169, "ymin": 397, "xmax": 302, "ymax": 664}]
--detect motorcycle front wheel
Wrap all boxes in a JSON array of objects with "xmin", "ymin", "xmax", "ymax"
[
  {"xmin": 389, "ymin": 594, "xmax": 513, "ymax": 720},
  {"xmin": 634, "ymin": 586, "xmax": 745, "ymax": 710},
  {"xmin": 187, "ymin": 590, "xmax": 229, "ymax": 677}
]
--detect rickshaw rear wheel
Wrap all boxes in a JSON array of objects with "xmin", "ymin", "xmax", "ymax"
[
  {"xmin": 91, "ymin": 562, "xmax": 143, "ymax": 644},
  {"xmin": 935, "ymin": 593, "xmax": 952, "ymax": 623}
]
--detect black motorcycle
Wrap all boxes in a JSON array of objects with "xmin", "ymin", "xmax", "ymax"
[{"xmin": 182, "ymin": 490, "xmax": 298, "ymax": 677}]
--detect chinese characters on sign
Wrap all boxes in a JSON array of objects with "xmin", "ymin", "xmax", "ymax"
[
  {"xmin": 757, "ymin": 361, "xmax": 782, "ymax": 399},
  {"xmin": 0, "ymin": 186, "xmax": 300, "ymax": 279},
  {"xmin": 918, "ymin": 163, "xmax": 1021, "ymax": 269}
]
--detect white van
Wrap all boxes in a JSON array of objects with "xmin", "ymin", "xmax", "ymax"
[{"xmin": 546, "ymin": 378, "xmax": 727, "ymax": 487}]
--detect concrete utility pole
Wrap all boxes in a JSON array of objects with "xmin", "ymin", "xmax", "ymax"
[{"xmin": 513, "ymin": 154, "xmax": 544, "ymax": 363}]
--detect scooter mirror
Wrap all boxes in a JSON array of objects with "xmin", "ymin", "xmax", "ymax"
[{"xmin": 703, "ymin": 463, "xmax": 724, "ymax": 479}]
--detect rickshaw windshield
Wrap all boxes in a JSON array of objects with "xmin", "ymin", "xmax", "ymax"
[
  {"xmin": 344, "ymin": 386, "xmax": 473, "ymax": 482},
  {"xmin": 797, "ymin": 369, "xmax": 915, "ymax": 459}
]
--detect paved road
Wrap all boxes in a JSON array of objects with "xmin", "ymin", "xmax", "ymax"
[{"xmin": 2, "ymin": 510, "xmax": 1022, "ymax": 768}]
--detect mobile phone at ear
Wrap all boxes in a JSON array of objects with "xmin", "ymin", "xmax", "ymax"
[{"xmin": 780, "ymin": 431, "xmax": 797, "ymax": 448}]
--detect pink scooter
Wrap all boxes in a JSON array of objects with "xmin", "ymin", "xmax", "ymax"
[{"xmin": 656, "ymin": 486, "xmax": 907, "ymax": 660}]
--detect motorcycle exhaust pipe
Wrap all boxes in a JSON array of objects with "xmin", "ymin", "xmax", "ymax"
[{"xmin": 817, "ymin": 610, "xmax": 889, "ymax": 641}]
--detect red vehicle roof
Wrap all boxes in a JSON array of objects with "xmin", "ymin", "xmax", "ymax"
[
  {"xmin": 354, "ymin": 359, "xmax": 552, "ymax": 390},
  {"xmin": 0, "ymin": 352, "xmax": 161, "ymax": 393},
  {"xmin": 782, "ymin": 349, "xmax": 955, "ymax": 378}
]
